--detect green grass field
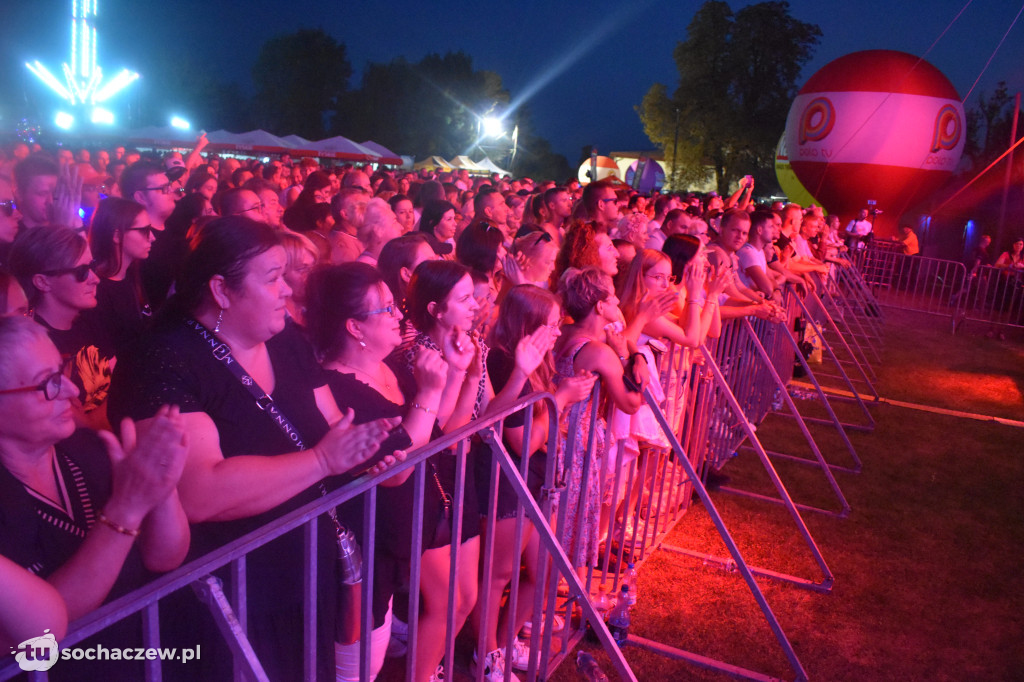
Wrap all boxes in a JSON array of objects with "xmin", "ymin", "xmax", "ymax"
[{"xmin": 553, "ymin": 310, "xmax": 1024, "ymax": 681}]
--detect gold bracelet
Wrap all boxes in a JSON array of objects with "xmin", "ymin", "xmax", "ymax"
[{"xmin": 97, "ymin": 511, "xmax": 140, "ymax": 537}]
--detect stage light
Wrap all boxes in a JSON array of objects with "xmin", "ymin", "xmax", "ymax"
[
  {"xmin": 91, "ymin": 107, "xmax": 114, "ymax": 125},
  {"xmin": 55, "ymin": 112, "xmax": 74, "ymax": 129},
  {"xmin": 482, "ymin": 116, "xmax": 504, "ymax": 138},
  {"xmin": 27, "ymin": 1, "xmax": 139, "ymax": 106},
  {"xmin": 170, "ymin": 116, "xmax": 191, "ymax": 130}
]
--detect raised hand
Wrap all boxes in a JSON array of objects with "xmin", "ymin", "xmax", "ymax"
[
  {"xmin": 441, "ymin": 327, "xmax": 476, "ymax": 373},
  {"xmin": 555, "ymin": 369, "xmax": 597, "ymax": 408},
  {"xmin": 502, "ymin": 251, "xmax": 527, "ymax": 285},
  {"xmin": 637, "ymin": 290, "xmax": 677, "ymax": 322},
  {"xmin": 315, "ymin": 411, "xmax": 400, "ymax": 476},
  {"xmin": 514, "ymin": 324, "xmax": 556, "ymax": 376},
  {"xmin": 99, "ymin": 405, "xmax": 189, "ymax": 528},
  {"xmin": 707, "ymin": 263, "xmax": 731, "ymax": 298},
  {"xmin": 53, "ymin": 162, "xmax": 83, "ymax": 229},
  {"xmin": 413, "ymin": 346, "xmax": 449, "ymax": 392}
]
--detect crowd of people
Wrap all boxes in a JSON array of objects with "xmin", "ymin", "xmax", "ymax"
[{"xmin": 0, "ymin": 140, "xmax": 908, "ymax": 681}]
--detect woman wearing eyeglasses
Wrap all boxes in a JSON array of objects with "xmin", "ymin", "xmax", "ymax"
[
  {"xmin": 82, "ymin": 197, "xmax": 155, "ymax": 357},
  {"xmin": 306, "ymin": 262, "xmax": 449, "ymax": 681},
  {"xmin": 7, "ymin": 225, "xmax": 114, "ymax": 431},
  {"xmin": 0, "ymin": 315, "xmax": 190, "ymax": 676}
]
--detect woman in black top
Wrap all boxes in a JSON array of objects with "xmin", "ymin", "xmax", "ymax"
[
  {"xmin": 8, "ymin": 225, "xmax": 113, "ymax": 431},
  {"xmin": 84, "ymin": 197, "xmax": 154, "ymax": 356},
  {"xmin": 108, "ymin": 217, "xmax": 398, "ymax": 681},
  {"xmin": 0, "ymin": 316, "xmax": 189, "ymax": 677},
  {"xmin": 305, "ymin": 262, "xmax": 449, "ymax": 681}
]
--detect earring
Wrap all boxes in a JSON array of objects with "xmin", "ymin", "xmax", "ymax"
[
  {"xmin": 358, "ymin": 339, "xmax": 366, "ymax": 350},
  {"xmin": 214, "ymin": 308, "xmax": 224, "ymax": 334}
]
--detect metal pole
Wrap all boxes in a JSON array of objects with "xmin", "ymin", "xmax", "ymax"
[
  {"xmin": 998, "ymin": 92, "xmax": 1020, "ymax": 248},
  {"xmin": 672, "ymin": 107, "xmax": 681, "ymax": 191}
]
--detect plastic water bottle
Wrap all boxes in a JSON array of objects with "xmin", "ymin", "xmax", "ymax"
[
  {"xmin": 624, "ymin": 563, "xmax": 638, "ymax": 606},
  {"xmin": 606, "ymin": 585, "xmax": 631, "ymax": 646},
  {"xmin": 593, "ymin": 583, "xmax": 614, "ymax": 620},
  {"xmin": 576, "ymin": 651, "xmax": 610, "ymax": 682}
]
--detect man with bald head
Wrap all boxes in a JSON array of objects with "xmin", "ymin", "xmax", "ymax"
[{"xmin": 342, "ymin": 169, "xmax": 371, "ymax": 194}]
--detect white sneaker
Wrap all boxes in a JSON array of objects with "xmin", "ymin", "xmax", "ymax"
[
  {"xmin": 428, "ymin": 664, "xmax": 445, "ymax": 682},
  {"xmin": 472, "ymin": 648, "xmax": 521, "ymax": 682},
  {"xmin": 507, "ymin": 637, "xmax": 532, "ymax": 671},
  {"xmin": 520, "ymin": 613, "xmax": 565, "ymax": 639}
]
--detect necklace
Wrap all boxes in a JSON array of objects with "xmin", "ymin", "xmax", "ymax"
[{"xmin": 334, "ymin": 360, "xmax": 394, "ymax": 393}]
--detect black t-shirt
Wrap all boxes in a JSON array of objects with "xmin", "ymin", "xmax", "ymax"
[
  {"xmin": 35, "ymin": 313, "xmax": 115, "ymax": 415},
  {"xmin": 79, "ymin": 274, "xmax": 151, "ymax": 358},
  {"xmin": 0, "ymin": 429, "xmax": 149, "ymax": 679},
  {"xmin": 107, "ymin": 313, "xmax": 337, "ymax": 681},
  {"xmin": 108, "ymin": 314, "xmax": 331, "ymax": 547}
]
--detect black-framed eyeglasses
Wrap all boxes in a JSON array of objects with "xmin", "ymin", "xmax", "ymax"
[
  {"xmin": 41, "ymin": 260, "xmax": 97, "ymax": 282},
  {"xmin": 236, "ymin": 203, "xmax": 264, "ymax": 216},
  {"xmin": 0, "ymin": 362, "xmax": 68, "ymax": 401},
  {"xmin": 363, "ymin": 304, "xmax": 400, "ymax": 318},
  {"xmin": 126, "ymin": 225, "xmax": 157, "ymax": 239},
  {"xmin": 0, "ymin": 200, "xmax": 16, "ymax": 217},
  {"xmin": 143, "ymin": 184, "xmax": 185, "ymax": 196}
]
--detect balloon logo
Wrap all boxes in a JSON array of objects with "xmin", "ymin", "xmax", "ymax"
[
  {"xmin": 799, "ymin": 97, "xmax": 835, "ymax": 145},
  {"xmin": 782, "ymin": 50, "xmax": 965, "ymax": 237},
  {"xmin": 930, "ymin": 104, "xmax": 961, "ymax": 152}
]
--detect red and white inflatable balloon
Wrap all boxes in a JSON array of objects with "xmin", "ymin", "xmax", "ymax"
[{"xmin": 784, "ymin": 50, "xmax": 965, "ymax": 235}]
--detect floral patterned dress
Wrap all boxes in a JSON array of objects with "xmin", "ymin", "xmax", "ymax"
[{"xmin": 553, "ymin": 337, "xmax": 604, "ymax": 568}]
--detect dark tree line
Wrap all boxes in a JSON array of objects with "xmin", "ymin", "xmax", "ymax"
[
  {"xmin": 126, "ymin": 30, "xmax": 569, "ymax": 179},
  {"xmin": 638, "ymin": 1, "xmax": 821, "ymax": 193}
]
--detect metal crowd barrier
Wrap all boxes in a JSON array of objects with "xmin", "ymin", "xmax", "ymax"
[
  {"xmin": 955, "ymin": 265, "xmax": 1024, "ymax": 334},
  {"xmin": 5, "ymin": 279, "xmax": 891, "ymax": 682},
  {"xmin": 2, "ymin": 391, "xmax": 644, "ymax": 682}
]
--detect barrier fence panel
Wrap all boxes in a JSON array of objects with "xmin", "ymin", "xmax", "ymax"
[
  {"xmin": 659, "ymin": 343, "xmax": 835, "ymax": 594},
  {"xmin": 848, "ymin": 244, "xmax": 970, "ymax": 332},
  {"xmin": 835, "ymin": 253, "xmax": 884, "ymax": 333},
  {"xmin": 817, "ymin": 272, "xmax": 882, "ymax": 376},
  {"xmin": 801, "ymin": 287, "xmax": 880, "ymax": 405},
  {"xmin": 3, "ymin": 392, "xmax": 651, "ymax": 682},
  {"xmin": 786, "ymin": 289, "xmax": 877, "ymax": 434},
  {"xmin": 957, "ymin": 265, "xmax": 1024, "ymax": 333}
]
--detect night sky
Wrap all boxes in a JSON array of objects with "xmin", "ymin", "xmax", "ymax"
[{"xmin": 1, "ymin": 0, "xmax": 1022, "ymax": 162}]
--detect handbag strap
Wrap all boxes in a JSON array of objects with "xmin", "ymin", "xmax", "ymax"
[
  {"xmin": 184, "ymin": 318, "xmax": 307, "ymax": 450},
  {"xmin": 183, "ymin": 318, "xmax": 344, "ymax": 531}
]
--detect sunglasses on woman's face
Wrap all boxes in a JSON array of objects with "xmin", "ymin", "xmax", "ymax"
[
  {"xmin": 42, "ymin": 261, "xmax": 97, "ymax": 283},
  {"xmin": 126, "ymin": 225, "xmax": 157, "ymax": 239}
]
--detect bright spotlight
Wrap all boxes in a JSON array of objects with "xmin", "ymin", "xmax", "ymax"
[
  {"xmin": 482, "ymin": 116, "xmax": 504, "ymax": 138},
  {"xmin": 91, "ymin": 107, "xmax": 114, "ymax": 125},
  {"xmin": 170, "ymin": 116, "xmax": 191, "ymax": 130},
  {"xmin": 55, "ymin": 111, "xmax": 74, "ymax": 129}
]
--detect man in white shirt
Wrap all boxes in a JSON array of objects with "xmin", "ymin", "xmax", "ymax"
[{"xmin": 844, "ymin": 208, "xmax": 873, "ymax": 250}]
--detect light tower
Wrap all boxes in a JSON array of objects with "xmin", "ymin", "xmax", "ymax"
[{"xmin": 26, "ymin": 0, "xmax": 140, "ymax": 128}]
